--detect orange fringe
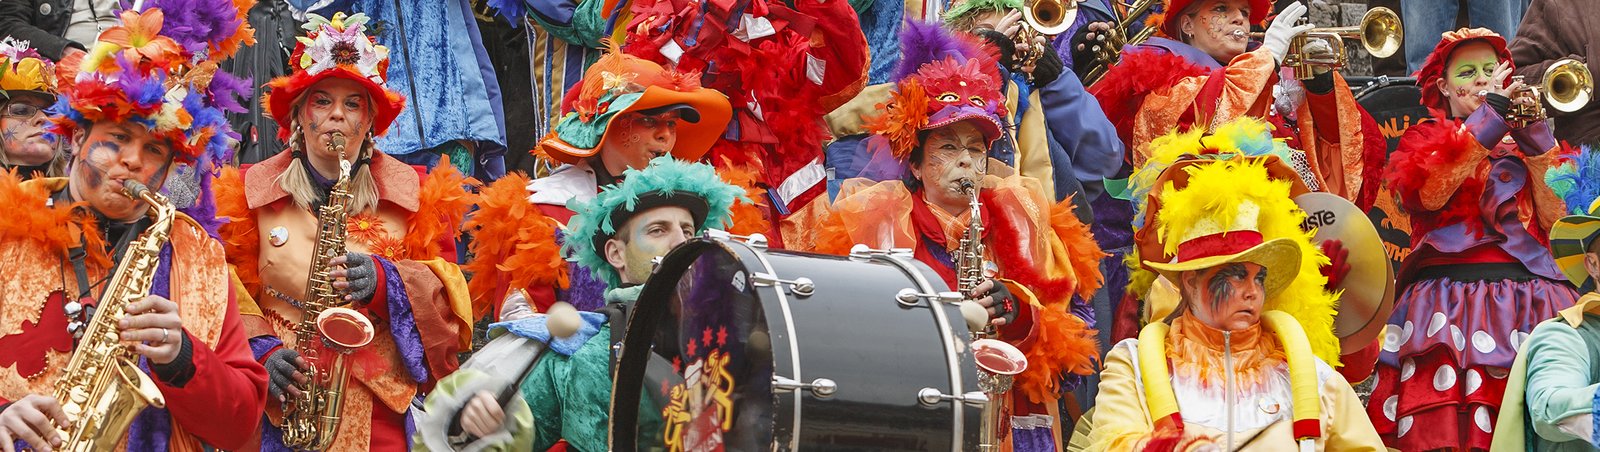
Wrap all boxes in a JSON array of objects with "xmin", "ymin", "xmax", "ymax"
[
  {"xmin": 401, "ymin": 164, "xmax": 479, "ymax": 261},
  {"xmin": 214, "ymin": 166, "xmax": 263, "ymax": 298},
  {"xmin": 1049, "ymin": 197, "xmax": 1109, "ymax": 300},
  {"xmin": 0, "ymin": 171, "xmax": 110, "ymax": 269},
  {"xmin": 462, "ymin": 174, "xmax": 569, "ymax": 319},
  {"xmin": 1015, "ymin": 305, "xmax": 1100, "ymax": 405},
  {"xmin": 712, "ymin": 157, "xmax": 773, "ymax": 236}
]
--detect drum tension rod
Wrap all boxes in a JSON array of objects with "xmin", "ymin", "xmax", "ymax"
[
  {"xmin": 848, "ymin": 244, "xmax": 914, "ymax": 259},
  {"xmin": 896, "ymin": 288, "xmax": 964, "ymax": 307},
  {"xmin": 917, "ymin": 387, "xmax": 988, "ymax": 408},
  {"xmin": 751, "ymin": 273, "xmax": 816, "ymax": 297},
  {"xmin": 705, "ymin": 229, "xmax": 769, "ymax": 248},
  {"xmin": 773, "ymin": 376, "xmax": 837, "ymax": 398}
]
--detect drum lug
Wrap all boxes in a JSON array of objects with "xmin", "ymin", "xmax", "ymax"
[
  {"xmin": 705, "ymin": 229, "xmax": 768, "ymax": 248},
  {"xmin": 848, "ymin": 244, "xmax": 915, "ymax": 260},
  {"xmin": 917, "ymin": 387, "xmax": 988, "ymax": 408},
  {"xmin": 752, "ymin": 273, "xmax": 816, "ymax": 297},
  {"xmin": 773, "ymin": 376, "xmax": 837, "ymax": 399},
  {"xmin": 895, "ymin": 288, "xmax": 964, "ymax": 307}
]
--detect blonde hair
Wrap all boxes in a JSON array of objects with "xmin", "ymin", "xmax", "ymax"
[{"xmin": 275, "ymin": 103, "xmax": 381, "ymax": 214}]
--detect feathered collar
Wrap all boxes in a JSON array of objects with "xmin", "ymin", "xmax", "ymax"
[
  {"xmin": 242, "ymin": 148, "xmax": 422, "ymax": 211},
  {"xmin": 1166, "ymin": 312, "xmax": 1287, "ymax": 391},
  {"xmin": 0, "ymin": 174, "xmax": 111, "ymax": 269}
]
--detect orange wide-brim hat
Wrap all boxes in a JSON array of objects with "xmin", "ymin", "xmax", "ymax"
[{"xmin": 538, "ymin": 85, "xmax": 731, "ymax": 165}]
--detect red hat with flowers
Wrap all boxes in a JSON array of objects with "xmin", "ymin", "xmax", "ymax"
[
  {"xmin": 1414, "ymin": 27, "xmax": 1511, "ymax": 116},
  {"xmin": 263, "ymin": 12, "xmax": 406, "ymax": 141}
]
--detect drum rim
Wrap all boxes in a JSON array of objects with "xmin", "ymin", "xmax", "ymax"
[{"xmin": 732, "ymin": 239, "xmax": 805, "ymax": 451}]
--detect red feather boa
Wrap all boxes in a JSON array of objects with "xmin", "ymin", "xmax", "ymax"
[
  {"xmin": 1384, "ymin": 119, "xmax": 1487, "ymax": 240},
  {"xmin": 1089, "ymin": 49, "xmax": 1211, "ymax": 150}
]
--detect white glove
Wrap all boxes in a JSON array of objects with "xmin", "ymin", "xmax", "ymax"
[{"xmin": 1262, "ymin": 2, "xmax": 1316, "ymax": 63}]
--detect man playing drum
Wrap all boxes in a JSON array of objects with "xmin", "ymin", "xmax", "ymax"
[{"xmin": 416, "ymin": 157, "xmax": 749, "ymax": 451}]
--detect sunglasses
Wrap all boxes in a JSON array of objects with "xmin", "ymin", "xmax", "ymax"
[{"xmin": 3, "ymin": 103, "xmax": 43, "ymax": 118}]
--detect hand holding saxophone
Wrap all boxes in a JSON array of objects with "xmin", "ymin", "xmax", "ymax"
[
  {"xmin": 118, "ymin": 295, "xmax": 185, "ymax": 365},
  {"xmin": 0, "ymin": 395, "xmax": 70, "ymax": 452},
  {"xmin": 329, "ymin": 252, "xmax": 378, "ymax": 304},
  {"xmin": 967, "ymin": 279, "xmax": 1020, "ymax": 327}
]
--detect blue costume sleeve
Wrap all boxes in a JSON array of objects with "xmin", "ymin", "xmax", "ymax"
[{"xmin": 1037, "ymin": 70, "xmax": 1124, "ymax": 202}]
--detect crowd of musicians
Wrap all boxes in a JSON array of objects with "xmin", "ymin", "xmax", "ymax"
[{"xmin": 2, "ymin": 0, "xmax": 1600, "ymax": 450}]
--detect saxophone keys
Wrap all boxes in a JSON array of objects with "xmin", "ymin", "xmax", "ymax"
[{"xmin": 64, "ymin": 299, "xmax": 82, "ymax": 317}]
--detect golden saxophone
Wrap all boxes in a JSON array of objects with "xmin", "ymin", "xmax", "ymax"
[
  {"xmin": 955, "ymin": 179, "xmax": 1029, "ymax": 452},
  {"xmin": 281, "ymin": 132, "xmax": 377, "ymax": 450},
  {"xmin": 49, "ymin": 181, "xmax": 172, "ymax": 451}
]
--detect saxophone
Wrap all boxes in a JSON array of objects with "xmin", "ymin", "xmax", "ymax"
[
  {"xmin": 281, "ymin": 132, "xmax": 377, "ymax": 450},
  {"xmin": 50, "ymin": 181, "xmax": 173, "ymax": 451},
  {"xmin": 956, "ymin": 179, "xmax": 1029, "ymax": 452}
]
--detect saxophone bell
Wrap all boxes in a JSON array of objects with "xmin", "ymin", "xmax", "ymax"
[{"xmin": 316, "ymin": 307, "xmax": 375, "ymax": 351}]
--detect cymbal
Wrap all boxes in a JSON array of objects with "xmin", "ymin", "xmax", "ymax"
[{"xmin": 1294, "ymin": 192, "xmax": 1396, "ymax": 351}]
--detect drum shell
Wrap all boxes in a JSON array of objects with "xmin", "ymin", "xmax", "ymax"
[{"xmin": 611, "ymin": 238, "xmax": 984, "ymax": 451}]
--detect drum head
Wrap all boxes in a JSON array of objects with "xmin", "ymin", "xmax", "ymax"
[{"xmin": 612, "ymin": 239, "xmax": 777, "ymax": 452}]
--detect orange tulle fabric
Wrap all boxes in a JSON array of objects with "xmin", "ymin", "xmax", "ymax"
[
  {"xmin": 462, "ymin": 174, "xmax": 569, "ymax": 318},
  {"xmin": 0, "ymin": 172, "xmax": 110, "ymax": 269},
  {"xmin": 214, "ymin": 166, "xmax": 263, "ymax": 298},
  {"xmin": 711, "ymin": 157, "xmax": 773, "ymax": 237}
]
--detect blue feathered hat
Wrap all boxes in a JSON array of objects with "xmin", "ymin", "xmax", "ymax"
[
  {"xmin": 1547, "ymin": 145, "xmax": 1600, "ymax": 291},
  {"xmin": 563, "ymin": 156, "xmax": 749, "ymax": 288}
]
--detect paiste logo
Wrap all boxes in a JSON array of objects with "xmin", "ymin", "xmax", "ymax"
[{"xmin": 1301, "ymin": 208, "xmax": 1338, "ymax": 231}]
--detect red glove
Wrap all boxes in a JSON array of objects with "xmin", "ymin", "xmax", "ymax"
[{"xmin": 1320, "ymin": 239, "xmax": 1351, "ymax": 290}]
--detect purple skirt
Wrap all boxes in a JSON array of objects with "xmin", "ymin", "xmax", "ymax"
[{"xmin": 1378, "ymin": 276, "xmax": 1578, "ymax": 370}]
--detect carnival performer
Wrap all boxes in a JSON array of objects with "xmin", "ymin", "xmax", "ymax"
[
  {"xmin": 464, "ymin": 46, "xmax": 733, "ymax": 319},
  {"xmin": 0, "ymin": 38, "xmax": 63, "ymax": 179},
  {"xmin": 212, "ymin": 12, "xmax": 478, "ymax": 451},
  {"xmin": 1368, "ymin": 27, "xmax": 1581, "ymax": 450},
  {"xmin": 811, "ymin": 36, "xmax": 1104, "ymax": 450},
  {"xmin": 0, "ymin": 0, "xmax": 268, "ymax": 449},
  {"xmin": 1489, "ymin": 147, "xmax": 1600, "ymax": 451},
  {"xmin": 416, "ymin": 157, "xmax": 746, "ymax": 451},
  {"xmin": 1089, "ymin": 0, "xmax": 1383, "ymax": 206},
  {"xmin": 1085, "ymin": 158, "xmax": 1381, "ymax": 451}
]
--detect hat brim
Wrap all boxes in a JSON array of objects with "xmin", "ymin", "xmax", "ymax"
[
  {"xmin": 593, "ymin": 190, "xmax": 712, "ymax": 254},
  {"xmin": 2, "ymin": 90, "xmax": 54, "ymax": 103},
  {"xmin": 923, "ymin": 107, "xmax": 1005, "ymax": 146},
  {"xmin": 1144, "ymin": 236, "xmax": 1302, "ymax": 300},
  {"xmin": 265, "ymin": 68, "xmax": 407, "ymax": 141},
  {"xmin": 543, "ymin": 86, "xmax": 732, "ymax": 165},
  {"xmin": 1551, "ymin": 214, "xmax": 1600, "ymax": 292}
]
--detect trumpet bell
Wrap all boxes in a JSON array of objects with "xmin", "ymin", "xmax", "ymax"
[
  {"xmin": 1023, "ymin": 0, "xmax": 1075, "ymax": 35},
  {"xmin": 971, "ymin": 338, "xmax": 1028, "ymax": 375},
  {"xmin": 1545, "ymin": 58, "xmax": 1593, "ymax": 113},
  {"xmin": 1357, "ymin": 7, "xmax": 1402, "ymax": 58}
]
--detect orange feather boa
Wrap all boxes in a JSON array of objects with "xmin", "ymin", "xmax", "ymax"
[{"xmin": 461, "ymin": 174, "xmax": 569, "ymax": 318}]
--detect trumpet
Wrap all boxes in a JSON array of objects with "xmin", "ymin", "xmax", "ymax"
[
  {"xmin": 1012, "ymin": 0, "xmax": 1078, "ymax": 82},
  {"xmin": 1081, "ymin": 0, "xmax": 1158, "ymax": 86},
  {"xmin": 1249, "ymin": 7, "xmax": 1403, "ymax": 80},
  {"xmin": 1507, "ymin": 58, "xmax": 1594, "ymax": 128}
]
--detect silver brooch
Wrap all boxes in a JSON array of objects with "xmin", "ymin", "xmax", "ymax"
[{"xmin": 269, "ymin": 226, "xmax": 289, "ymax": 247}]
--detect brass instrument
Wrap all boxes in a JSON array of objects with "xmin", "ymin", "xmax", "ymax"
[
  {"xmin": 1249, "ymin": 7, "xmax": 1403, "ymax": 80},
  {"xmin": 1012, "ymin": 0, "xmax": 1077, "ymax": 82},
  {"xmin": 281, "ymin": 132, "xmax": 377, "ymax": 450},
  {"xmin": 955, "ymin": 179, "xmax": 1029, "ymax": 452},
  {"xmin": 1508, "ymin": 58, "xmax": 1594, "ymax": 128},
  {"xmin": 50, "ymin": 181, "xmax": 172, "ymax": 452},
  {"xmin": 1081, "ymin": 0, "xmax": 1158, "ymax": 86}
]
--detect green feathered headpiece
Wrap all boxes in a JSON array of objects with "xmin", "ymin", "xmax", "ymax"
[
  {"xmin": 943, "ymin": 0, "xmax": 1023, "ymax": 25},
  {"xmin": 563, "ymin": 156, "xmax": 750, "ymax": 288}
]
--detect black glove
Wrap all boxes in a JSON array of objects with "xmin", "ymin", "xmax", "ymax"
[
  {"xmin": 973, "ymin": 28, "xmax": 1020, "ymax": 69},
  {"xmin": 341, "ymin": 251, "xmax": 378, "ymax": 304},
  {"xmin": 1030, "ymin": 42, "xmax": 1065, "ymax": 86},
  {"xmin": 1070, "ymin": 21, "xmax": 1112, "ymax": 79},
  {"xmin": 978, "ymin": 279, "xmax": 1021, "ymax": 326},
  {"xmin": 265, "ymin": 347, "xmax": 306, "ymax": 402}
]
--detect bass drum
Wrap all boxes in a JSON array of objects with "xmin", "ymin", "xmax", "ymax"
[
  {"xmin": 1353, "ymin": 76, "xmax": 1426, "ymax": 274},
  {"xmin": 610, "ymin": 234, "xmax": 985, "ymax": 451}
]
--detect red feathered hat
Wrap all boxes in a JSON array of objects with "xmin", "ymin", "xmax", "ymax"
[
  {"xmin": 263, "ymin": 12, "xmax": 405, "ymax": 141},
  {"xmin": 1152, "ymin": 0, "xmax": 1271, "ymax": 40},
  {"xmin": 1414, "ymin": 27, "xmax": 1511, "ymax": 116}
]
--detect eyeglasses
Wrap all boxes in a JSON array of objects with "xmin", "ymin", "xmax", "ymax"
[{"xmin": 3, "ymin": 103, "xmax": 43, "ymax": 118}]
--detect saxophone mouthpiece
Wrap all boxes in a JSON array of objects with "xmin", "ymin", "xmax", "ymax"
[
  {"xmin": 329, "ymin": 132, "xmax": 347, "ymax": 150},
  {"xmin": 122, "ymin": 180, "xmax": 149, "ymax": 200},
  {"xmin": 959, "ymin": 178, "xmax": 977, "ymax": 191}
]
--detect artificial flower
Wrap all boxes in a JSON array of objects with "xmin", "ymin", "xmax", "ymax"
[{"xmin": 98, "ymin": 9, "xmax": 184, "ymax": 69}]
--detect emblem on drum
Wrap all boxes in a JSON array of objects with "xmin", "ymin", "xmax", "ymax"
[{"xmin": 662, "ymin": 347, "xmax": 735, "ymax": 452}]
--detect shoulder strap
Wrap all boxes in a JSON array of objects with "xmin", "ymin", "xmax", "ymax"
[{"xmin": 597, "ymin": 302, "xmax": 632, "ymax": 373}]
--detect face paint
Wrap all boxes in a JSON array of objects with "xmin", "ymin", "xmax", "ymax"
[
  {"xmin": 599, "ymin": 110, "xmax": 682, "ymax": 176},
  {"xmin": 614, "ymin": 206, "xmax": 696, "ymax": 285},
  {"xmin": 0, "ymin": 98, "xmax": 56, "ymax": 166},
  {"xmin": 1439, "ymin": 41, "xmax": 1502, "ymax": 117},
  {"xmin": 1182, "ymin": 0, "xmax": 1250, "ymax": 62},
  {"xmin": 914, "ymin": 121, "xmax": 988, "ymax": 214},
  {"xmin": 295, "ymin": 77, "xmax": 376, "ymax": 175},
  {"xmin": 67, "ymin": 122, "xmax": 176, "ymax": 222},
  {"xmin": 1184, "ymin": 262, "xmax": 1268, "ymax": 331}
]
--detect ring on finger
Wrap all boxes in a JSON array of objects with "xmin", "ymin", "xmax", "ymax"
[{"xmin": 160, "ymin": 328, "xmax": 170, "ymax": 344}]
